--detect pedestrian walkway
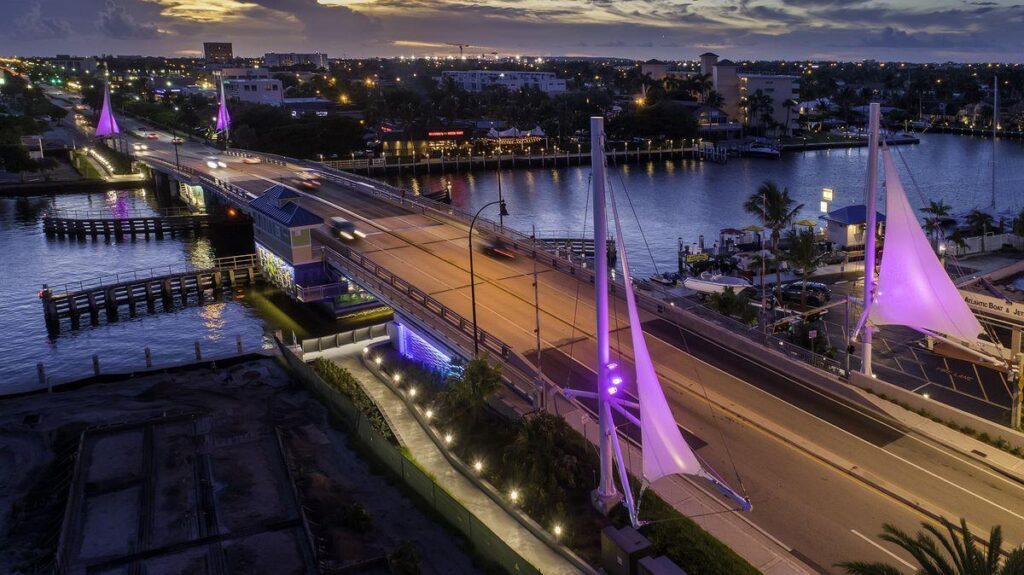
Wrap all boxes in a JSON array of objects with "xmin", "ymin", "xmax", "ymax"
[{"xmin": 319, "ymin": 348, "xmax": 583, "ymax": 575}]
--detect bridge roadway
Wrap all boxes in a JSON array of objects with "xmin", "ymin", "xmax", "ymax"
[{"xmin": 131, "ymin": 127, "xmax": 1024, "ymax": 572}]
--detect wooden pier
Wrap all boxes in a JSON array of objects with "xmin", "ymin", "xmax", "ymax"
[
  {"xmin": 40, "ymin": 254, "xmax": 261, "ymax": 331},
  {"xmin": 42, "ymin": 208, "xmax": 230, "ymax": 240}
]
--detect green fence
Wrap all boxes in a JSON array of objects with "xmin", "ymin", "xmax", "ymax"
[{"xmin": 277, "ymin": 340, "xmax": 542, "ymax": 575}]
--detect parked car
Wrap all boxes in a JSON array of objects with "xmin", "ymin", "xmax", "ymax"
[
  {"xmin": 779, "ymin": 281, "xmax": 831, "ymax": 307},
  {"xmin": 330, "ymin": 216, "xmax": 367, "ymax": 241}
]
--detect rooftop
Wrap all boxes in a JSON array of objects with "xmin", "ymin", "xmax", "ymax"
[
  {"xmin": 822, "ymin": 204, "xmax": 886, "ymax": 226},
  {"xmin": 249, "ymin": 184, "xmax": 323, "ymax": 228}
]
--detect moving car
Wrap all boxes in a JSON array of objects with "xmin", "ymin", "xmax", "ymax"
[
  {"xmin": 481, "ymin": 238, "xmax": 515, "ymax": 259},
  {"xmin": 293, "ymin": 169, "xmax": 322, "ymax": 189},
  {"xmin": 171, "ymin": 137, "xmax": 184, "ymax": 145},
  {"xmin": 242, "ymin": 154, "xmax": 262, "ymax": 164},
  {"xmin": 146, "ymin": 132, "xmax": 159, "ymax": 140},
  {"xmin": 205, "ymin": 157, "xmax": 228, "ymax": 169},
  {"xmin": 330, "ymin": 216, "xmax": 367, "ymax": 241},
  {"xmin": 131, "ymin": 143, "xmax": 148, "ymax": 152}
]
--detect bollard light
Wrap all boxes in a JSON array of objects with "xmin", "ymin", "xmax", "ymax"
[
  {"xmin": 408, "ymin": 387, "xmax": 417, "ymax": 398},
  {"xmin": 425, "ymin": 409, "xmax": 434, "ymax": 420},
  {"xmin": 444, "ymin": 433, "xmax": 453, "ymax": 445},
  {"xmin": 509, "ymin": 488, "xmax": 520, "ymax": 503},
  {"xmin": 362, "ymin": 346, "xmax": 369, "ymax": 355},
  {"xmin": 393, "ymin": 373, "xmax": 401, "ymax": 383},
  {"xmin": 374, "ymin": 356, "xmax": 382, "ymax": 365},
  {"xmin": 553, "ymin": 524, "xmax": 563, "ymax": 538},
  {"xmin": 473, "ymin": 459, "xmax": 483, "ymax": 473}
]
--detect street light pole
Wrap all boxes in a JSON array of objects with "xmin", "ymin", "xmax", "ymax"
[
  {"xmin": 468, "ymin": 199, "xmax": 509, "ymax": 357},
  {"xmin": 496, "ymin": 153, "xmax": 505, "ymax": 229}
]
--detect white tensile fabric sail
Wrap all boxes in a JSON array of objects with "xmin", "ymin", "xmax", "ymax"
[
  {"xmin": 869, "ymin": 148, "xmax": 983, "ymax": 342},
  {"xmin": 215, "ymin": 80, "xmax": 231, "ymax": 133},
  {"xmin": 607, "ymin": 185, "xmax": 702, "ymax": 483}
]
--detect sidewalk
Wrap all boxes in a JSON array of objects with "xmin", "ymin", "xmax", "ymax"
[{"xmin": 319, "ymin": 347, "xmax": 583, "ymax": 575}]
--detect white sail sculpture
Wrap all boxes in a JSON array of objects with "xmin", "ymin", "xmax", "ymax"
[
  {"xmin": 869, "ymin": 148, "xmax": 983, "ymax": 344},
  {"xmin": 94, "ymin": 79, "xmax": 120, "ymax": 138}
]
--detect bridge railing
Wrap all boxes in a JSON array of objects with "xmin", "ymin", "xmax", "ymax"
[
  {"xmin": 314, "ymin": 241, "xmax": 543, "ymax": 401},
  {"xmin": 48, "ymin": 253, "xmax": 258, "ymax": 296},
  {"xmin": 44, "ymin": 206, "xmax": 201, "ymax": 220}
]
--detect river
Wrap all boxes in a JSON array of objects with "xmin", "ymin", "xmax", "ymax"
[
  {"xmin": 388, "ymin": 132, "xmax": 1024, "ymax": 275},
  {"xmin": 2, "ymin": 132, "xmax": 1023, "ymax": 390}
]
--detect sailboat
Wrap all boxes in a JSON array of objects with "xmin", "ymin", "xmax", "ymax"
[
  {"xmin": 859, "ymin": 104, "xmax": 1001, "ymax": 373},
  {"xmin": 569, "ymin": 117, "xmax": 750, "ymax": 529}
]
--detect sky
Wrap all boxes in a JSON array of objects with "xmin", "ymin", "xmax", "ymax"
[{"xmin": 2, "ymin": 0, "xmax": 1023, "ymax": 63}]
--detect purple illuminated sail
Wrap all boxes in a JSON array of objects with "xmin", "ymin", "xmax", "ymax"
[
  {"xmin": 607, "ymin": 186, "xmax": 702, "ymax": 483},
  {"xmin": 869, "ymin": 148, "xmax": 983, "ymax": 342},
  {"xmin": 94, "ymin": 80, "xmax": 120, "ymax": 137},
  {"xmin": 216, "ymin": 80, "xmax": 231, "ymax": 133}
]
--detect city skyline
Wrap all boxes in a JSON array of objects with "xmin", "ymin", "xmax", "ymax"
[{"xmin": 3, "ymin": 0, "xmax": 1024, "ymax": 63}]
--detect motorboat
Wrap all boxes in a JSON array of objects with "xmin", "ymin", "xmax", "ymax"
[
  {"xmin": 682, "ymin": 272, "xmax": 752, "ymax": 295},
  {"xmin": 745, "ymin": 142, "xmax": 781, "ymax": 159}
]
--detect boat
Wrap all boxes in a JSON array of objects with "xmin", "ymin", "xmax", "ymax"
[
  {"xmin": 744, "ymin": 142, "xmax": 781, "ymax": 159},
  {"xmin": 683, "ymin": 272, "xmax": 752, "ymax": 295},
  {"xmin": 649, "ymin": 272, "xmax": 679, "ymax": 286}
]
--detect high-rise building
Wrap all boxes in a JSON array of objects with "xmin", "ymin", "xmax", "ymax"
[
  {"xmin": 438, "ymin": 70, "xmax": 566, "ymax": 94},
  {"xmin": 203, "ymin": 42, "xmax": 233, "ymax": 63},
  {"xmin": 264, "ymin": 52, "xmax": 329, "ymax": 69}
]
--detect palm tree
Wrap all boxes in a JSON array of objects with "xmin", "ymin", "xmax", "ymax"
[
  {"xmin": 705, "ymin": 90, "xmax": 725, "ymax": 110},
  {"xmin": 838, "ymin": 517, "xmax": 1024, "ymax": 575},
  {"xmin": 744, "ymin": 181, "xmax": 804, "ymax": 299},
  {"xmin": 1012, "ymin": 208, "xmax": 1024, "ymax": 237},
  {"xmin": 966, "ymin": 209, "xmax": 995, "ymax": 237},
  {"xmin": 786, "ymin": 229, "xmax": 823, "ymax": 306},
  {"xmin": 922, "ymin": 200, "xmax": 952, "ymax": 247}
]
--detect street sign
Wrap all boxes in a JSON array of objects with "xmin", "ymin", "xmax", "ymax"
[{"xmin": 685, "ymin": 253, "xmax": 710, "ymax": 263}]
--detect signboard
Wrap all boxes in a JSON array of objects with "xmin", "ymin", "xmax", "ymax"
[
  {"xmin": 961, "ymin": 289, "xmax": 1024, "ymax": 324},
  {"xmin": 685, "ymin": 253, "xmax": 710, "ymax": 263},
  {"xmin": 427, "ymin": 130, "xmax": 465, "ymax": 138},
  {"xmin": 372, "ymin": 158, "xmax": 385, "ymax": 166}
]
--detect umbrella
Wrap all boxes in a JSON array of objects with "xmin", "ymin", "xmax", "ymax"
[
  {"xmin": 794, "ymin": 219, "xmax": 818, "ymax": 227},
  {"xmin": 741, "ymin": 224, "xmax": 765, "ymax": 232}
]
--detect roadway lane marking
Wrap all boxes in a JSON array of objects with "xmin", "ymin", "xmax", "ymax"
[
  {"xmin": 243, "ymin": 172, "xmax": 391, "ymax": 232},
  {"xmin": 850, "ymin": 529, "xmax": 916, "ymax": 570}
]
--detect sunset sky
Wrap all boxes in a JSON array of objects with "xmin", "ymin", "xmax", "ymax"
[{"xmin": 3, "ymin": 0, "xmax": 1023, "ymax": 62}]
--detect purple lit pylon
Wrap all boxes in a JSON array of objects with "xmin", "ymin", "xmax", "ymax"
[
  {"xmin": 94, "ymin": 79, "xmax": 120, "ymax": 138},
  {"xmin": 215, "ymin": 77, "xmax": 231, "ymax": 141}
]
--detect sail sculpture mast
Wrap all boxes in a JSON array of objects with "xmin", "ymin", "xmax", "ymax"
[{"xmin": 860, "ymin": 103, "xmax": 881, "ymax": 377}]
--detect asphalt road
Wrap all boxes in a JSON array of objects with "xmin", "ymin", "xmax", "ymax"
[{"xmin": 121, "ymin": 124, "xmax": 1024, "ymax": 572}]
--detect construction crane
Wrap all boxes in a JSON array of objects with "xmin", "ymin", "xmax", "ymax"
[{"xmin": 445, "ymin": 43, "xmax": 471, "ymax": 58}]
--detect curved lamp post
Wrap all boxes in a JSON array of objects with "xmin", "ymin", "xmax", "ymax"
[{"xmin": 468, "ymin": 199, "xmax": 509, "ymax": 356}]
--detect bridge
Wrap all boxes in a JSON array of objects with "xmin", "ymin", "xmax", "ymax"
[{"xmin": 79, "ymin": 114, "xmax": 1024, "ymax": 570}]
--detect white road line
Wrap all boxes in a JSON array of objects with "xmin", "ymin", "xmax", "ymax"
[{"xmin": 851, "ymin": 529, "xmax": 916, "ymax": 570}]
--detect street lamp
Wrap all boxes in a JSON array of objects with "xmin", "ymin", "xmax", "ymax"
[{"xmin": 468, "ymin": 199, "xmax": 509, "ymax": 356}]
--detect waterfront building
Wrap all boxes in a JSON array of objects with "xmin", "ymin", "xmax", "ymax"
[
  {"xmin": 439, "ymin": 70, "xmax": 566, "ymax": 94},
  {"xmin": 249, "ymin": 185, "xmax": 325, "ymax": 292},
  {"xmin": 283, "ymin": 97, "xmax": 335, "ymax": 117},
  {"xmin": 221, "ymin": 67, "xmax": 283, "ymax": 106},
  {"xmin": 203, "ymin": 42, "xmax": 233, "ymax": 63},
  {"xmin": 48, "ymin": 55, "xmax": 98, "ymax": 75},
  {"xmin": 264, "ymin": 52, "xmax": 329, "ymax": 69},
  {"xmin": 739, "ymin": 74, "xmax": 801, "ymax": 134},
  {"xmin": 821, "ymin": 204, "xmax": 886, "ymax": 249}
]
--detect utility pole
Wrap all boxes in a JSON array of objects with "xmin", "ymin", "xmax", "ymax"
[
  {"xmin": 590, "ymin": 116, "xmax": 620, "ymax": 512},
  {"xmin": 1013, "ymin": 355, "xmax": 1023, "ymax": 430},
  {"xmin": 862, "ymin": 103, "xmax": 881, "ymax": 377}
]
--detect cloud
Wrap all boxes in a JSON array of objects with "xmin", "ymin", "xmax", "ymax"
[
  {"xmin": 97, "ymin": 0, "xmax": 163, "ymax": 38},
  {"xmin": 10, "ymin": 3, "xmax": 72, "ymax": 40}
]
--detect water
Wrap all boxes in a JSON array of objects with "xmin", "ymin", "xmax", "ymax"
[
  {"xmin": 3, "ymin": 133, "xmax": 1023, "ymax": 391},
  {"xmin": 388, "ymin": 133, "xmax": 1024, "ymax": 275},
  {"xmin": 0, "ymin": 189, "xmax": 311, "ymax": 391}
]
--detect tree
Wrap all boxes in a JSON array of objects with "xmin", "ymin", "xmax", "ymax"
[
  {"xmin": 922, "ymin": 200, "xmax": 953, "ymax": 247},
  {"xmin": 1012, "ymin": 208, "xmax": 1024, "ymax": 237},
  {"xmin": 446, "ymin": 358, "xmax": 501, "ymax": 425},
  {"xmin": 705, "ymin": 90, "xmax": 725, "ymax": 110},
  {"xmin": 966, "ymin": 209, "xmax": 995, "ymax": 237},
  {"xmin": 786, "ymin": 228, "xmax": 823, "ymax": 306},
  {"xmin": 744, "ymin": 181, "xmax": 804, "ymax": 300},
  {"xmin": 838, "ymin": 517, "xmax": 1024, "ymax": 575},
  {"xmin": 503, "ymin": 413, "xmax": 589, "ymax": 520}
]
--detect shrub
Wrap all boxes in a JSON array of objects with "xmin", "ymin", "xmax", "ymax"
[{"xmin": 311, "ymin": 358, "xmax": 394, "ymax": 443}]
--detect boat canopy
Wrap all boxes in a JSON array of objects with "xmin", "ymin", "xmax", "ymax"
[{"xmin": 868, "ymin": 148, "xmax": 983, "ymax": 343}]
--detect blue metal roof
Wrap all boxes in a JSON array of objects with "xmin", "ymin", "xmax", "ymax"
[
  {"xmin": 822, "ymin": 204, "xmax": 886, "ymax": 226},
  {"xmin": 249, "ymin": 184, "xmax": 323, "ymax": 228}
]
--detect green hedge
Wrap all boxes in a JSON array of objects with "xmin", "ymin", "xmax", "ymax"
[
  {"xmin": 634, "ymin": 491, "xmax": 761, "ymax": 575},
  {"xmin": 311, "ymin": 357, "xmax": 395, "ymax": 443}
]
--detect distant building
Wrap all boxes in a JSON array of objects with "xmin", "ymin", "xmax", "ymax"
[
  {"xmin": 699, "ymin": 52, "xmax": 718, "ymax": 76},
  {"xmin": 283, "ymin": 97, "xmax": 334, "ymax": 117},
  {"xmin": 740, "ymin": 74, "xmax": 801, "ymax": 134},
  {"xmin": 640, "ymin": 59, "xmax": 668, "ymax": 81},
  {"xmin": 49, "ymin": 55, "xmax": 97, "ymax": 75},
  {"xmin": 439, "ymin": 70, "xmax": 566, "ymax": 94},
  {"xmin": 264, "ymin": 52, "xmax": 329, "ymax": 69},
  {"xmin": 203, "ymin": 42, "xmax": 233, "ymax": 63},
  {"xmin": 711, "ymin": 58, "xmax": 741, "ymax": 119},
  {"xmin": 221, "ymin": 67, "xmax": 282, "ymax": 106}
]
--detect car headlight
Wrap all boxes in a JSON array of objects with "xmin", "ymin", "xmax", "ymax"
[
  {"xmin": 217, "ymin": 161, "xmax": 227, "ymax": 168},
  {"xmin": 339, "ymin": 231, "xmax": 354, "ymax": 240},
  {"xmin": 206, "ymin": 161, "xmax": 217, "ymax": 168}
]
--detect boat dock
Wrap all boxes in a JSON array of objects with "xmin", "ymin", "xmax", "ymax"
[
  {"xmin": 42, "ymin": 207, "xmax": 233, "ymax": 240},
  {"xmin": 39, "ymin": 254, "xmax": 261, "ymax": 331}
]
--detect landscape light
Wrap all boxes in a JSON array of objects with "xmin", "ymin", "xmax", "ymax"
[
  {"xmin": 444, "ymin": 433, "xmax": 453, "ymax": 445},
  {"xmin": 393, "ymin": 373, "xmax": 401, "ymax": 383},
  {"xmin": 362, "ymin": 347, "xmax": 369, "ymax": 354},
  {"xmin": 553, "ymin": 524, "xmax": 563, "ymax": 537},
  {"xmin": 408, "ymin": 387, "xmax": 417, "ymax": 398},
  {"xmin": 374, "ymin": 356, "xmax": 382, "ymax": 365},
  {"xmin": 509, "ymin": 489, "xmax": 520, "ymax": 503},
  {"xmin": 425, "ymin": 409, "xmax": 434, "ymax": 420},
  {"xmin": 473, "ymin": 460, "xmax": 483, "ymax": 473}
]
